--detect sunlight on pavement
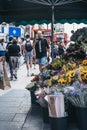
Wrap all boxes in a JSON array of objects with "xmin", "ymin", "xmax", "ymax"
[
  {"xmin": 0, "ymin": 63, "xmax": 40, "ymax": 96},
  {"xmin": 10, "ymin": 63, "xmax": 40, "ymax": 89}
]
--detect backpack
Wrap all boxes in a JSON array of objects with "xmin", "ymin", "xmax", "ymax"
[{"xmin": 25, "ymin": 41, "xmax": 33, "ymax": 52}]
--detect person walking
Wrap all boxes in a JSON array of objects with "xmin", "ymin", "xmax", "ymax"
[
  {"xmin": 0, "ymin": 39, "xmax": 7, "ymax": 58},
  {"xmin": 5, "ymin": 37, "xmax": 13, "ymax": 63},
  {"xmin": 34, "ymin": 31, "xmax": 50, "ymax": 72},
  {"xmin": 8, "ymin": 38, "xmax": 20, "ymax": 80},
  {"xmin": 23, "ymin": 35, "xmax": 33, "ymax": 76}
]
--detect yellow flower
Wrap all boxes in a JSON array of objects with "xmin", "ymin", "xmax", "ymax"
[
  {"xmin": 83, "ymin": 66, "xmax": 87, "ymax": 71},
  {"xmin": 80, "ymin": 69, "xmax": 87, "ymax": 82},
  {"xmin": 82, "ymin": 60, "xmax": 87, "ymax": 65},
  {"xmin": 80, "ymin": 71, "xmax": 84, "ymax": 75},
  {"xmin": 58, "ymin": 78, "xmax": 67, "ymax": 86},
  {"xmin": 66, "ymin": 71, "xmax": 70, "ymax": 77},
  {"xmin": 70, "ymin": 70, "xmax": 75, "ymax": 77},
  {"xmin": 60, "ymin": 74, "xmax": 65, "ymax": 78},
  {"xmin": 84, "ymin": 73, "xmax": 87, "ymax": 80},
  {"xmin": 67, "ymin": 77, "xmax": 72, "ymax": 83},
  {"xmin": 49, "ymin": 78, "xmax": 52, "ymax": 86},
  {"xmin": 72, "ymin": 63, "xmax": 76, "ymax": 68},
  {"xmin": 66, "ymin": 70, "xmax": 75, "ymax": 78}
]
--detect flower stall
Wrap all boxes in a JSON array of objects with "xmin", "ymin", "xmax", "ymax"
[{"xmin": 26, "ymin": 30, "xmax": 87, "ymax": 130}]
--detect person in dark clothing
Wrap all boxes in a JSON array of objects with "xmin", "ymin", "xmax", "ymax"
[
  {"xmin": 58, "ymin": 42, "xmax": 64, "ymax": 56},
  {"xmin": 5, "ymin": 37, "xmax": 13, "ymax": 63},
  {"xmin": 34, "ymin": 31, "xmax": 50, "ymax": 72},
  {"xmin": 8, "ymin": 38, "xmax": 20, "ymax": 80}
]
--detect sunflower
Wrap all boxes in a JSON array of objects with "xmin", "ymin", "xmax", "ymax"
[
  {"xmin": 58, "ymin": 78, "xmax": 67, "ymax": 86},
  {"xmin": 49, "ymin": 75, "xmax": 59, "ymax": 86},
  {"xmin": 83, "ymin": 66, "xmax": 87, "ymax": 70},
  {"xmin": 80, "ymin": 71, "xmax": 84, "ymax": 76},
  {"xmin": 70, "ymin": 70, "xmax": 75, "ymax": 77},
  {"xmin": 80, "ymin": 69, "xmax": 87, "ymax": 82},
  {"xmin": 66, "ymin": 70, "xmax": 75, "ymax": 78},
  {"xmin": 82, "ymin": 59, "xmax": 87, "ymax": 66},
  {"xmin": 49, "ymin": 78, "xmax": 52, "ymax": 86},
  {"xmin": 72, "ymin": 63, "xmax": 76, "ymax": 69},
  {"xmin": 84, "ymin": 73, "xmax": 87, "ymax": 80},
  {"xmin": 66, "ymin": 77, "xmax": 72, "ymax": 83}
]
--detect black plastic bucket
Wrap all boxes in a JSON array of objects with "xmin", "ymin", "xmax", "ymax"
[
  {"xmin": 42, "ymin": 107, "xmax": 49, "ymax": 123},
  {"xmin": 49, "ymin": 115, "xmax": 68, "ymax": 130},
  {"xmin": 67, "ymin": 102, "xmax": 76, "ymax": 123},
  {"xmin": 30, "ymin": 91, "xmax": 37, "ymax": 104},
  {"xmin": 76, "ymin": 107, "xmax": 87, "ymax": 130}
]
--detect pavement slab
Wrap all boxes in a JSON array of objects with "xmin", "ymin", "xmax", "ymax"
[
  {"xmin": 0, "ymin": 89, "xmax": 31, "ymax": 130},
  {"xmin": 0, "ymin": 63, "xmax": 79, "ymax": 130}
]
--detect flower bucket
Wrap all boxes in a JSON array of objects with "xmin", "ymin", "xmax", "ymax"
[
  {"xmin": 49, "ymin": 115, "xmax": 68, "ymax": 130},
  {"xmin": 42, "ymin": 107, "xmax": 49, "ymax": 123},
  {"xmin": 76, "ymin": 107, "xmax": 87, "ymax": 130},
  {"xmin": 30, "ymin": 90, "xmax": 37, "ymax": 104},
  {"xmin": 67, "ymin": 101, "xmax": 76, "ymax": 123}
]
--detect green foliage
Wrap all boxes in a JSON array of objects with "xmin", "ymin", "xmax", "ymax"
[
  {"xmin": 26, "ymin": 82, "xmax": 38, "ymax": 92},
  {"xmin": 71, "ymin": 27, "xmax": 87, "ymax": 42}
]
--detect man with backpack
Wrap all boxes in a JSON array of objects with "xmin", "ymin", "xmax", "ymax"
[{"xmin": 23, "ymin": 35, "xmax": 33, "ymax": 76}]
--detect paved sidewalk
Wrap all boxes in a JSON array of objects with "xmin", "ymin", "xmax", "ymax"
[
  {"xmin": 0, "ymin": 63, "xmax": 40, "ymax": 130},
  {"xmin": 8, "ymin": 63, "xmax": 40, "ymax": 89},
  {"xmin": 0, "ymin": 63, "xmax": 40, "ymax": 96},
  {"xmin": 0, "ymin": 89, "xmax": 31, "ymax": 130},
  {"xmin": 0, "ymin": 63, "xmax": 79, "ymax": 130},
  {"xmin": 23, "ymin": 104, "xmax": 79, "ymax": 130}
]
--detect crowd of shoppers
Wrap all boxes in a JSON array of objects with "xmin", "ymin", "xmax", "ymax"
[{"xmin": 0, "ymin": 30, "xmax": 66, "ymax": 89}]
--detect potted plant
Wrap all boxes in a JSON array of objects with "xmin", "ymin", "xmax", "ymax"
[{"xmin": 26, "ymin": 81, "xmax": 38, "ymax": 104}]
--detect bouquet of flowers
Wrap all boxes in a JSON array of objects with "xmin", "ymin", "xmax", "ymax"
[{"xmin": 63, "ymin": 83, "xmax": 87, "ymax": 107}]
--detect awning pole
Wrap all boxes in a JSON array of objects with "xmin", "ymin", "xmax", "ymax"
[{"xmin": 51, "ymin": 5, "xmax": 54, "ymax": 60}]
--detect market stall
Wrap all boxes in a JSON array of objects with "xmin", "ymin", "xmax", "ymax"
[{"xmin": 26, "ymin": 27, "xmax": 87, "ymax": 130}]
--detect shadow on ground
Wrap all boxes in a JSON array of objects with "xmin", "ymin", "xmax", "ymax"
[{"xmin": 22, "ymin": 104, "xmax": 79, "ymax": 130}]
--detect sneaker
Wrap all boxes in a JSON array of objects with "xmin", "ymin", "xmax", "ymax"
[
  {"xmin": 34, "ymin": 66, "xmax": 36, "ymax": 69},
  {"xmin": 13, "ymin": 74, "xmax": 17, "ymax": 79},
  {"xmin": 27, "ymin": 72, "xmax": 29, "ymax": 77},
  {"xmin": 10, "ymin": 77, "xmax": 13, "ymax": 81}
]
